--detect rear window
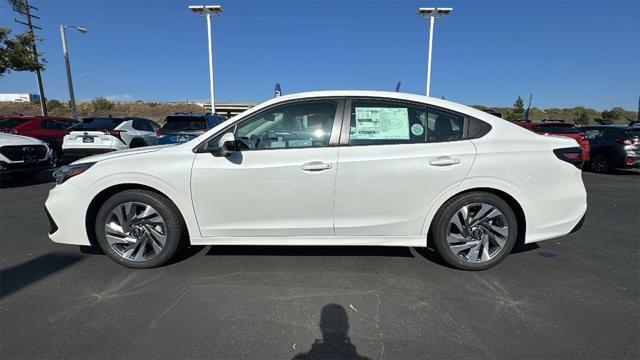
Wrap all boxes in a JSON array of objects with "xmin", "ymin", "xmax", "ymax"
[
  {"xmin": 0, "ymin": 118, "xmax": 25, "ymax": 129},
  {"xmin": 626, "ymin": 128, "xmax": 640, "ymax": 137},
  {"xmin": 162, "ymin": 116, "xmax": 207, "ymax": 131},
  {"xmin": 71, "ymin": 118, "xmax": 124, "ymax": 130},
  {"xmin": 533, "ymin": 124, "xmax": 578, "ymax": 134}
]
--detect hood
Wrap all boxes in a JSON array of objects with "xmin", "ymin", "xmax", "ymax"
[
  {"xmin": 72, "ymin": 144, "xmax": 177, "ymax": 164},
  {"xmin": 0, "ymin": 133, "xmax": 45, "ymax": 146}
]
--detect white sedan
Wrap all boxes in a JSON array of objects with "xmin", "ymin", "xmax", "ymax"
[{"xmin": 46, "ymin": 91, "xmax": 587, "ymax": 270}]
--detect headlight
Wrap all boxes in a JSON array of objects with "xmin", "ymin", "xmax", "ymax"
[{"xmin": 52, "ymin": 162, "xmax": 96, "ymax": 185}]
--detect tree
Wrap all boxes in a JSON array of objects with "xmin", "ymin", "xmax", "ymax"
[
  {"xmin": 0, "ymin": 27, "xmax": 44, "ymax": 76},
  {"xmin": 513, "ymin": 96, "xmax": 525, "ymax": 114},
  {"xmin": 47, "ymin": 99, "xmax": 62, "ymax": 111},
  {"xmin": 92, "ymin": 97, "xmax": 113, "ymax": 112},
  {"xmin": 601, "ymin": 107, "xmax": 626, "ymax": 124},
  {"xmin": 575, "ymin": 109, "xmax": 590, "ymax": 125}
]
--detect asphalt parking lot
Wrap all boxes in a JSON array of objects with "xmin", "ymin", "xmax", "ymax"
[{"xmin": 0, "ymin": 170, "xmax": 638, "ymax": 360}]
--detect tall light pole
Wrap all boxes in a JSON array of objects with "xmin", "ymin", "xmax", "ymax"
[
  {"xmin": 189, "ymin": 5, "xmax": 223, "ymax": 114},
  {"xmin": 418, "ymin": 7, "xmax": 453, "ymax": 97},
  {"xmin": 60, "ymin": 24, "xmax": 87, "ymax": 119}
]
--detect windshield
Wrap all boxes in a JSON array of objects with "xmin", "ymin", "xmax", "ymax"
[
  {"xmin": 534, "ymin": 124, "xmax": 579, "ymax": 134},
  {"xmin": 162, "ymin": 116, "xmax": 207, "ymax": 131},
  {"xmin": 70, "ymin": 118, "xmax": 123, "ymax": 130},
  {"xmin": 0, "ymin": 118, "xmax": 25, "ymax": 129}
]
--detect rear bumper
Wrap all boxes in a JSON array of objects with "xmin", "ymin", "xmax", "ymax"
[{"xmin": 63, "ymin": 148, "xmax": 116, "ymax": 159}]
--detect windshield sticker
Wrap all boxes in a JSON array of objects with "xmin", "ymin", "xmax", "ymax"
[
  {"xmin": 353, "ymin": 107, "xmax": 409, "ymax": 140},
  {"xmin": 411, "ymin": 123, "xmax": 424, "ymax": 136}
]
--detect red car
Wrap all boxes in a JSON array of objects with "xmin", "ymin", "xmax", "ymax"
[
  {"xmin": 0, "ymin": 115, "xmax": 78, "ymax": 157},
  {"xmin": 514, "ymin": 121, "xmax": 590, "ymax": 161}
]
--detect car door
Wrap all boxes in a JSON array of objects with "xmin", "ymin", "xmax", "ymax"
[
  {"xmin": 333, "ymin": 98, "xmax": 477, "ymax": 236},
  {"xmin": 191, "ymin": 98, "xmax": 343, "ymax": 237}
]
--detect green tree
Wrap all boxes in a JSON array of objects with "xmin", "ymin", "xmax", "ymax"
[
  {"xmin": 601, "ymin": 107, "xmax": 626, "ymax": 124},
  {"xmin": 513, "ymin": 96, "xmax": 525, "ymax": 114},
  {"xmin": 574, "ymin": 109, "xmax": 590, "ymax": 125},
  {"xmin": 0, "ymin": 27, "xmax": 44, "ymax": 77},
  {"xmin": 92, "ymin": 97, "xmax": 113, "ymax": 112},
  {"xmin": 47, "ymin": 99, "xmax": 62, "ymax": 110}
]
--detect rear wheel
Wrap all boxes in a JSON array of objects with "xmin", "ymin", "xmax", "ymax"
[
  {"xmin": 95, "ymin": 190, "xmax": 185, "ymax": 268},
  {"xmin": 431, "ymin": 192, "xmax": 518, "ymax": 270},
  {"xmin": 589, "ymin": 153, "xmax": 609, "ymax": 173}
]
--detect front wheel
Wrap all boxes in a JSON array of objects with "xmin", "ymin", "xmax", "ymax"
[
  {"xmin": 589, "ymin": 153, "xmax": 609, "ymax": 173},
  {"xmin": 431, "ymin": 192, "xmax": 518, "ymax": 270},
  {"xmin": 95, "ymin": 190, "xmax": 185, "ymax": 268}
]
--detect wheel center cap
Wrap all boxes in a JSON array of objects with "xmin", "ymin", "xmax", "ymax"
[
  {"xmin": 131, "ymin": 226, "xmax": 144, "ymax": 238},
  {"xmin": 471, "ymin": 227, "xmax": 483, "ymax": 240}
]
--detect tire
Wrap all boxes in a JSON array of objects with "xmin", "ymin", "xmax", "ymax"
[
  {"xmin": 430, "ymin": 192, "xmax": 518, "ymax": 271},
  {"xmin": 589, "ymin": 153, "xmax": 609, "ymax": 173},
  {"xmin": 95, "ymin": 190, "xmax": 185, "ymax": 268},
  {"xmin": 129, "ymin": 139, "xmax": 146, "ymax": 148}
]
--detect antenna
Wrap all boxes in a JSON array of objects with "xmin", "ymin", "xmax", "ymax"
[{"xmin": 395, "ymin": 81, "xmax": 401, "ymax": 92}]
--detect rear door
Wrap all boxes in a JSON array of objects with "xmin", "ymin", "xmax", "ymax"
[{"xmin": 333, "ymin": 98, "xmax": 477, "ymax": 236}]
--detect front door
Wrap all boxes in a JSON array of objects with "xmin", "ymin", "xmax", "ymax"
[{"xmin": 191, "ymin": 99, "xmax": 342, "ymax": 237}]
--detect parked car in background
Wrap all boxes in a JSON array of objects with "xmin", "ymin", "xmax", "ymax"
[
  {"xmin": 0, "ymin": 132, "xmax": 56, "ymax": 178},
  {"xmin": 0, "ymin": 115, "xmax": 78, "ymax": 158},
  {"xmin": 514, "ymin": 121, "xmax": 590, "ymax": 162},
  {"xmin": 156, "ymin": 113, "xmax": 226, "ymax": 144},
  {"xmin": 62, "ymin": 116, "xmax": 159, "ymax": 158},
  {"xmin": 46, "ymin": 91, "xmax": 587, "ymax": 270},
  {"xmin": 580, "ymin": 125, "xmax": 640, "ymax": 173}
]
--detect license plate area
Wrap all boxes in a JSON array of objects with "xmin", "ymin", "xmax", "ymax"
[
  {"xmin": 176, "ymin": 135, "xmax": 189, "ymax": 142},
  {"xmin": 83, "ymin": 137, "xmax": 94, "ymax": 143}
]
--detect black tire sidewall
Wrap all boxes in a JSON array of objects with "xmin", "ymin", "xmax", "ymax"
[
  {"xmin": 590, "ymin": 153, "xmax": 609, "ymax": 173},
  {"xmin": 95, "ymin": 190, "xmax": 183, "ymax": 268},
  {"xmin": 432, "ymin": 192, "xmax": 518, "ymax": 271}
]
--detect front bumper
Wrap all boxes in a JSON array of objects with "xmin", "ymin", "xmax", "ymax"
[
  {"xmin": 0, "ymin": 159, "xmax": 52, "ymax": 174},
  {"xmin": 45, "ymin": 183, "xmax": 92, "ymax": 246}
]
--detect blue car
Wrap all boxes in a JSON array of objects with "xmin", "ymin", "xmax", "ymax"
[{"xmin": 157, "ymin": 113, "xmax": 226, "ymax": 144}]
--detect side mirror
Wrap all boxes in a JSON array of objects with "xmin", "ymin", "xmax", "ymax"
[{"xmin": 212, "ymin": 132, "xmax": 237, "ymax": 157}]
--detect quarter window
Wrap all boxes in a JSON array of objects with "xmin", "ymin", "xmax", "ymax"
[{"xmin": 234, "ymin": 100, "xmax": 337, "ymax": 150}]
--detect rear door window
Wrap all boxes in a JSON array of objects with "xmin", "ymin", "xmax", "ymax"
[
  {"xmin": 0, "ymin": 118, "xmax": 25, "ymax": 129},
  {"xmin": 426, "ymin": 108, "xmax": 464, "ymax": 142},
  {"xmin": 534, "ymin": 124, "xmax": 578, "ymax": 134},
  {"xmin": 348, "ymin": 100, "xmax": 427, "ymax": 146}
]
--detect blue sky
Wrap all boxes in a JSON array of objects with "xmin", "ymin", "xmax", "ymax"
[{"xmin": 1, "ymin": 0, "xmax": 638, "ymax": 110}]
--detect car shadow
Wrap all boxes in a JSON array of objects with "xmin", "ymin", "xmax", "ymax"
[
  {"xmin": 0, "ymin": 253, "xmax": 83, "ymax": 299},
  {"xmin": 0, "ymin": 170, "xmax": 55, "ymax": 189},
  {"xmin": 206, "ymin": 245, "xmax": 414, "ymax": 258}
]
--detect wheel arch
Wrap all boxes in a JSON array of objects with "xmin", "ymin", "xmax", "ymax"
[
  {"xmin": 424, "ymin": 186, "xmax": 527, "ymax": 247},
  {"xmin": 85, "ymin": 183, "xmax": 190, "ymax": 247}
]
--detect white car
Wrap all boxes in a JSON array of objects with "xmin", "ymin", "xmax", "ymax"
[
  {"xmin": 46, "ymin": 91, "xmax": 587, "ymax": 270},
  {"xmin": 0, "ymin": 132, "xmax": 56, "ymax": 178},
  {"xmin": 62, "ymin": 117, "xmax": 160, "ymax": 158}
]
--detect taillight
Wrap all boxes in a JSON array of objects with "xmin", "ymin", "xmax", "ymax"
[
  {"xmin": 155, "ymin": 129, "xmax": 163, "ymax": 136},
  {"xmin": 579, "ymin": 132, "xmax": 587, "ymax": 140},
  {"xmin": 108, "ymin": 130, "xmax": 127, "ymax": 143},
  {"xmin": 615, "ymin": 139, "xmax": 633, "ymax": 145},
  {"xmin": 553, "ymin": 147, "xmax": 583, "ymax": 169}
]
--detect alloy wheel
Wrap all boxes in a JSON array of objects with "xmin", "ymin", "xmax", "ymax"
[
  {"xmin": 104, "ymin": 202, "xmax": 167, "ymax": 262},
  {"xmin": 446, "ymin": 203, "xmax": 509, "ymax": 263},
  {"xmin": 591, "ymin": 154, "xmax": 607, "ymax": 173}
]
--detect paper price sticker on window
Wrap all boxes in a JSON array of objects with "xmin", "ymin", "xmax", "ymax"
[{"xmin": 353, "ymin": 107, "xmax": 410, "ymax": 140}]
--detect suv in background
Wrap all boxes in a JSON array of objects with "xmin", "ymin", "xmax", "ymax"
[
  {"xmin": 62, "ymin": 116, "xmax": 159, "ymax": 158},
  {"xmin": 157, "ymin": 113, "xmax": 226, "ymax": 144},
  {"xmin": 580, "ymin": 125, "xmax": 640, "ymax": 173},
  {"xmin": 515, "ymin": 121, "xmax": 590, "ymax": 161},
  {"xmin": 0, "ymin": 115, "xmax": 78, "ymax": 158},
  {"xmin": 0, "ymin": 132, "xmax": 56, "ymax": 178}
]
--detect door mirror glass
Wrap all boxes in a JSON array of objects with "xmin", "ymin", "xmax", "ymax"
[{"xmin": 213, "ymin": 132, "xmax": 237, "ymax": 157}]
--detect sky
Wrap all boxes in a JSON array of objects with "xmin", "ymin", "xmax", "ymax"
[{"xmin": 0, "ymin": 0, "xmax": 638, "ymax": 110}]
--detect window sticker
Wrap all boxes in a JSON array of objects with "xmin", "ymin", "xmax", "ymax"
[
  {"xmin": 353, "ymin": 107, "xmax": 410, "ymax": 140},
  {"xmin": 288, "ymin": 139, "xmax": 312, "ymax": 148},
  {"xmin": 411, "ymin": 123, "xmax": 424, "ymax": 136}
]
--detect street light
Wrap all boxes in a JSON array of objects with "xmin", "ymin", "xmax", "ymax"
[
  {"xmin": 60, "ymin": 24, "xmax": 87, "ymax": 119},
  {"xmin": 189, "ymin": 5, "xmax": 223, "ymax": 114},
  {"xmin": 418, "ymin": 7, "xmax": 453, "ymax": 97}
]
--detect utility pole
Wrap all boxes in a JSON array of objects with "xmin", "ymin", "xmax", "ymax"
[{"xmin": 13, "ymin": 0, "xmax": 47, "ymax": 116}]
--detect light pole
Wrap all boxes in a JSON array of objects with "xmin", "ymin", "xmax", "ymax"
[
  {"xmin": 418, "ymin": 7, "xmax": 453, "ymax": 97},
  {"xmin": 60, "ymin": 24, "xmax": 86, "ymax": 119},
  {"xmin": 189, "ymin": 5, "xmax": 223, "ymax": 114}
]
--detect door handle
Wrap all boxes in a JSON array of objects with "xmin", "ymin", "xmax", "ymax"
[
  {"xmin": 429, "ymin": 157, "xmax": 461, "ymax": 166},
  {"xmin": 301, "ymin": 161, "xmax": 333, "ymax": 172}
]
